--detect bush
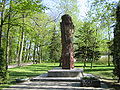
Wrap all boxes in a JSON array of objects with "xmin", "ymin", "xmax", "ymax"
[{"xmin": 94, "ymin": 55, "xmax": 113, "ymax": 65}]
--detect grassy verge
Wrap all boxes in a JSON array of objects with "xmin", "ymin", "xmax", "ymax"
[
  {"xmin": 0, "ymin": 63, "xmax": 58, "ymax": 89},
  {"xmin": 75, "ymin": 62, "xmax": 115, "ymax": 79}
]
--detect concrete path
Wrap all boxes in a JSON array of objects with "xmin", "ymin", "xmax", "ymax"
[
  {"xmin": 3, "ymin": 73, "xmax": 114, "ymax": 90},
  {"xmin": 8, "ymin": 62, "xmax": 33, "ymax": 69},
  {"xmin": 3, "ymin": 81, "xmax": 113, "ymax": 90}
]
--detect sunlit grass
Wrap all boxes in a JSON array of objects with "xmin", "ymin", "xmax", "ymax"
[
  {"xmin": 74, "ymin": 62, "xmax": 114, "ymax": 79},
  {"xmin": 0, "ymin": 63, "xmax": 59, "ymax": 89},
  {"xmin": 8, "ymin": 63, "xmax": 59, "ymax": 81},
  {"xmin": 0, "ymin": 62, "xmax": 115, "ymax": 89}
]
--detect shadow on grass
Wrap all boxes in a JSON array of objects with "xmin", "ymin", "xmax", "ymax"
[
  {"xmin": 75, "ymin": 65, "xmax": 114, "ymax": 67},
  {"xmin": 28, "ymin": 64, "xmax": 58, "ymax": 67},
  {"xmin": 84, "ymin": 68, "xmax": 113, "ymax": 72},
  {"xmin": 0, "ymin": 85, "xmax": 10, "ymax": 89},
  {"xmin": 9, "ymin": 66, "xmax": 55, "ymax": 78},
  {"xmin": 9, "ymin": 71, "xmax": 41, "ymax": 77}
]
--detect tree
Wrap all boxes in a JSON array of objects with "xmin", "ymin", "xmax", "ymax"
[
  {"xmin": 49, "ymin": 23, "xmax": 61, "ymax": 62},
  {"xmin": 89, "ymin": 0, "xmax": 117, "ymax": 66},
  {"xmin": 0, "ymin": 0, "xmax": 9, "ymax": 84},
  {"xmin": 75, "ymin": 22, "xmax": 100, "ymax": 68},
  {"xmin": 113, "ymin": 1, "xmax": 120, "ymax": 82},
  {"xmin": 0, "ymin": 0, "xmax": 45, "ymax": 83}
]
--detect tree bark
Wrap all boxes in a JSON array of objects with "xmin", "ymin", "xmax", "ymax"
[
  {"xmin": 28, "ymin": 41, "xmax": 31, "ymax": 61},
  {"xmin": 6, "ymin": 1, "xmax": 12, "ymax": 68},
  {"xmin": 9, "ymin": 38, "xmax": 12, "ymax": 64},
  {"xmin": 37, "ymin": 45, "xmax": 41, "ymax": 63},
  {"xmin": 24, "ymin": 42, "xmax": 29, "ymax": 62},
  {"xmin": 113, "ymin": 3, "xmax": 120, "ymax": 82},
  {"xmin": 18, "ymin": 14, "xmax": 25, "ymax": 66},
  {"xmin": 0, "ymin": 0, "xmax": 5, "ymax": 47},
  {"xmin": 0, "ymin": 0, "xmax": 8, "ymax": 83},
  {"xmin": 33, "ymin": 43, "xmax": 36, "ymax": 64},
  {"xmin": 16, "ymin": 40, "xmax": 20, "ymax": 63},
  {"xmin": 22, "ymin": 40, "xmax": 26, "ymax": 62}
]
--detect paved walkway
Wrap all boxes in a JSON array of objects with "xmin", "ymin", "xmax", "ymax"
[
  {"xmin": 3, "ymin": 73, "xmax": 114, "ymax": 90},
  {"xmin": 3, "ymin": 81, "xmax": 113, "ymax": 90},
  {"xmin": 8, "ymin": 62, "xmax": 33, "ymax": 69}
]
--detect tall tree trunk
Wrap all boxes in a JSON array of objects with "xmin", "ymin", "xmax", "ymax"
[
  {"xmin": 22, "ymin": 40, "xmax": 26, "ymax": 62},
  {"xmin": 37, "ymin": 45, "xmax": 40, "ymax": 63},
  {"xmin": 0, "ymin": 27, "xmax": 2, "ymax": 48},
  {"xmin": 59, "ymin": 57, "xmax": 62, "ymax": 67},
  {"xmin": 9, "ymin": 38, "xmax": 12, "ymax": 64},
  {"xmin": 25, "ymin": 43, "xmax": 29, "ymax": 62},
  {"xmin": 113, "ymin": 3, "xmax": 120, "ymax": 83},
  {"xmin": 28, "ymin": 41, "xmax": 31, "ymax": 61},
  {"xmin": 0, "ymin": 0, "xmax": 8, "ymax": 83},
  {"xmin": 18, "ymin": 14, "xmax": 25, "ymax": 66},
  {"xmin": 0, "ymin": 0, "xmax": 5, "ymax": 47},
  {"xmin": 40, "ymin": 46, "xmax": 43, "ymax": 62},
  {"xmin": 6, "ymin": 1, "xmax": 11, "ymax": 68},
  {"xmin": 16, "ymin": 40, "xmax": 20, "ymax": 63},
  {"xmin": 83, "ymin": 59, "xmax": 86, "ymax": 68},
  {"xmin": 91, "ymin": 46, "xmax": 95, "ymax": 69},
  {"xmin": 33, "ymin": 43, "xmax": 36, "ymax": 64},
  {"xmin": 18, "ymin": 29, "xmax": 25, "ymax": 66},
  {"xmin": 108, "ymin": 29, "xmax": 111, "ymax": 66}
]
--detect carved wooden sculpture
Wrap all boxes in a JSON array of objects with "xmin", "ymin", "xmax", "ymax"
[{"xmin": 60, "ymin": 14, "xmax": 74, "ymax": 69}]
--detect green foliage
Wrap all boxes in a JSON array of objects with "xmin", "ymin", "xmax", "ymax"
[
  {"xmin": 75, "ymin": 46, "xmax": 100, "ymax": 62},
  {"xmin": 12, "ymin": 0, "xmax": 45, "ymax": 13},
  {"xmin": 49, "ymin": 25, "xmax": 61, "ymax": 62},
  {"xmin": 75, "ymin": 22, "xmax": 100, "ymax": 62},
  {"xmin": 0, "ymin": 48, "xmax": 9, "ymax": 84},
  {"xmin": 95, "ymin": 56, "xmax": 113, "ymax": 65},
  {"xmin": 87, "ymin": 0, "xmax": 117, "ymax": 54}
]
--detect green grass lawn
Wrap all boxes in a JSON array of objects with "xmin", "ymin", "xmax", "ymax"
[
  {"xmin": 8, "ymin": 62, "xmax": 115, "ymax": 81},
  {"xmin": 0, "ymin": 62, "xmax": 115, "ymax": 89},
  {"xmin": 0, "ymin": 63, "xmax": 58, "ymax": 89},
  {"xmin": 75, "ymin": 63, "xmax": 114, "ymax": 79},
  {"xmin": 8, "ymin": 63, "xmax": 59, "ymax": 81}
]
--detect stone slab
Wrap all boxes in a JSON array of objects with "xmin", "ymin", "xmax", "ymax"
[
  {"xmin": 30, "ymin": 73, "xmax": 81, "ymax": 82},
  {"xmin": 3, "ymin": 84, "xmax": 113, "ymax": 90},
  {"xmin": 3, "ymin": 73, "xmax": 113, "ymax": 90},
  {"xmin": 48, "ymin": 67, "xmax": 83, "ymax": 77}
]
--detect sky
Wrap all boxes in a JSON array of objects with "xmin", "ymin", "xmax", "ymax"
[
  {"xmin": 42, "ymin": 0, "xmax": 119, "ymax": 20},
  {"xmin": 42, "ymin": 0, "xmax": 88, "ymax": 20}
]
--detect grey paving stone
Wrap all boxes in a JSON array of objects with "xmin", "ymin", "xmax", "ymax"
[{"xmin": 3, "ymin": 73, "xmax": 114, "ymax": 90}]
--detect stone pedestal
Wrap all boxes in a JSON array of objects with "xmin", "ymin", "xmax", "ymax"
[{"xmin": 48, "ymin": 67, "xmax": 83, "ymax": 77}]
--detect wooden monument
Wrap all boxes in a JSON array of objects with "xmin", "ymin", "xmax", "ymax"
[
  {"xmin": 60, "ymin": 14, "xmax": 74, "ymax": 69},
  {"xmin": 47, "ymin": 14, "xmax": 83, "ymax": 77}
]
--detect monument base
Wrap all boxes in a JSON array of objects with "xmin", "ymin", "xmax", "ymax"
[{"xmin": 48, "ymin": 67, "xmax": 83, "ymax": 77}]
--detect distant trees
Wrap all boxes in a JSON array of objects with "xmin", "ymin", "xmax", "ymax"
[
  {"xmin": 49, "ymin": 24, "xmax": 61, "ymax": 62},
  {"xmin": 0, "ymin": 0, "xmax": 47, "ymax": 83},
  {"xmin": 0, "ymin": 0, "xmax": 119, "ymax": 83},
  {"xmin": 75, "ymin": 22, "xmax": 100, "ymax": 68}
]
